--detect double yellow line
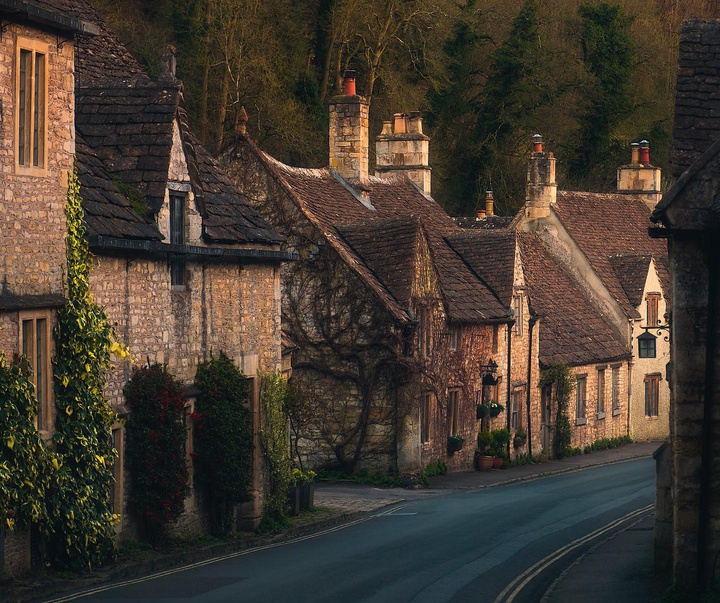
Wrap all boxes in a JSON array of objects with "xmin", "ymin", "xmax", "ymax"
[{"xmin": 493, "ymin": 504, "xmax": 654, "ymax": 603}]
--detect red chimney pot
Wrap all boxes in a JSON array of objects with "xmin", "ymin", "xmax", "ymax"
[
  {"xmin": 342, "ymin": 70, "xmax": 357, "ymax": 95},
  {"xmin": 639, "ymin": 140, "xmax": 650, "ymax": 165},
  {"xmin": 532, "ymin": 134, "xmax": 543, "ymax": 153}
]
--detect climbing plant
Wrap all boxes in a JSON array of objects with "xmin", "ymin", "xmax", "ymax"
[
  {"xmin": 539, "ymin": 362, "xmax": 575, "ymax": 460},
  {"xmin": 0, "ymin": 355, "xmax": 53, "ymax": 532},
  {"xmin": 124, "ymin": 363, "xmax": 188, "ymax": 544},
  {"xmin": 258, "ymin": 372, "xmax": 293, "ymax": 530},
  {"xmin": 193, "ymin": 352, "xmax": 253, "ymax": 536},
  {"xmin": 43, "ymin": 168, "xmax": 124, "ymax": 570}
]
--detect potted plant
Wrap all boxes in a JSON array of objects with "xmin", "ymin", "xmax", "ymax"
[
  {"xmin": 447, "ymin": 435, "xmax": 464, "ymax": 453},
  {"xmin": 490, "ymin": 428, "xmax": 510, "ymax": 469},
  {"xmin": 489, "ymin": 401, "xmax": 504, "ymax": 418},
  {"xmin": 476, "ymin": 403, "xmax": 490, "ymax": 419},
  {"xmin": 293, "ymin": 468, "xmax": 317, "ymax": 511},
  {"xmin": 475, "ymin": 430, "xmax": 494, "ymax": 471},
  {"xmin": 513, "ymin": 427, "xmax": 528, "ymax": 449}
]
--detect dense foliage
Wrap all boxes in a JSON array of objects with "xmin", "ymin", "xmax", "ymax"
[
  {"xmin": 258, "ymin": 372, "xmax": 293, "ymax": 530},
  {"xmin": 124, "ymin": 363, "xmax": 188, "ymax": 543},
  {"xmin": 539, "ymin": 362, "xmax": 575, "ymax": 460},
  {"xmin": 45, "ymin": 169, "xmax": 120, "ymax": 570},
  {"xmin": 0, "ymin": 356, "xmax": 52, "ymax": 532},
  {"xmin": 91, "ymin": 0, "xmax": 715, "ymax": 214},
  {"xmin": 193, "ymin": 352, "xmax": 253, "ymax": 535}
]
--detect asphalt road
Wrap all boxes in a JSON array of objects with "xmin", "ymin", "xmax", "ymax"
[{"xmin": 49, "ymin": 457, "xmax": 655, "ymax": 603}]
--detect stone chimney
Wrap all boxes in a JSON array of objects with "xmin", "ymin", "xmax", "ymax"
[
  {"xmin": 329, "ymin": 70, "xmax": 369, "ymax": 183},
  {"xmin": 617, "ymin": 140, "xmax": 662, "ymax": 210},
  {"xmin": 525, "ymin": 134, "xmax": 556, "ymax": 220},
  {"xmin": 375, "ymin": 110, "xmax": 431, "ymax": 195},
  {"xmin": 485, "ymin": 190, "xmax": 494, "ymax": 217}
]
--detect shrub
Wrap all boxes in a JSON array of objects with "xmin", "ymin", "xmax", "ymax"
[
  {"xmin": 193, "ymin": 352, "xmax": 253, "ymax": 536},
  {"xmin": 124, "ymin": 364, "xmax": 188, "ymax": 544}
]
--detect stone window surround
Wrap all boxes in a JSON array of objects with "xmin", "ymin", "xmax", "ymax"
[
  {"xmin": 596, "ymin": 365, "xmax": 606, "ymax": 419},
  {"xmin": 19, "ymin": 309, "xmax": 52, "ymax": 435},
  {"xmin": 447, "ymin": 388, "xmax": 460, "ymax": 436},
  {"xmin": 576, "ymin": 374, "xmax": 587, "ymax": 425},
  {"xmin": 15, "ymin": 36, "xmax": 48, "ymax": 176}
]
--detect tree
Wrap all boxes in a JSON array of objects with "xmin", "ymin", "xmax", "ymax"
[{"xmin": 568, "ymin": 2, "xmax": 636, "ymax": 186}]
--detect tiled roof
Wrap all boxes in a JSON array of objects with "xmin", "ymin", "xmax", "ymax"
[
  {"xmin": 518, "ymin": 234, "xmax": 630, "ymax": 367},
  {"xmin": 609, "ymin": 254, "xmax": 651, "ymax": 308},
  {"xmin": 454, "ymin": 216, "xmax": 514, "ymax": 230},
  {"xmin": 75, "ymin": 134, "xmax": 162, "ymax": 240},
  {"xmin": 337, "ymin": 217, "xmax": 420, "ymax": 310},
  {"xmin": 445, "ymin": 230, "xmax": 516, "ymax": 308},
  {"xmin": 671, "ymin": 20, "xmax": 720, "ymax": 179},
  {"xmin": 553, "ymin": 190, "xmax": 669, "ymax": 318},
  {"xmin": 245, "ymin": 142, "xmax": 510, "ymax": 323}
]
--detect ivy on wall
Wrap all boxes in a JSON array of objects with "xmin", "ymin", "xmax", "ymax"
[
  {"xmin": 193, "ymin": 352, "xmax": 253, "ymax": 536},
  {"xmin": 124, "ymin": 363, "xmax": 188, "ymax": 544},
  {"xmin": 539, "ymin": 362, "xmax": 575, "ymax": 460},
  {"xmin": 259, "ymin": 372, "xmax": 292, "ymax": 530},
  {"xmin": 43, "ymin": 169, "xmax": 123, "ymax": 570},
  {"xmin": 0, "ymin": 356, "xmax": 52, "ymax": 532}
]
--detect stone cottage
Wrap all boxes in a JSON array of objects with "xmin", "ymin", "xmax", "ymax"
[
  {"xmin": 650, "ymin": 18, "xmax": 720, "ymax": 590},
  {"xmin": 0, "ymin": 0, "xmax": 291, "ymax": 576},
  {"xmin": 219, "ymin": 73, "xmax": 537, "ymax": 474},
  {"xmin": 509, "ymin": 137, "xmax": 671, "ymax": 449}
]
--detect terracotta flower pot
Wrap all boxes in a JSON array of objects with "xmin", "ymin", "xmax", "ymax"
[{"xmin": 475, "ymin": 454, "xmax": 494, "ymax": 471}]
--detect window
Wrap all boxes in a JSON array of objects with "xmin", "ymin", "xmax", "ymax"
[
  {"xmin": 421, "ymin": 393, "xmax": 433, "ymax": 443},
  {"xmin": 638, "ymin": 333, "xmax": 657, "ymax": 358},
  {"xmin": 170, "ymin": 193, "xmax": 186, "ymax": 286},
  {"xmin": 510, "ymin": 386, "xmax": 524, "ymax": 430},
  {"xmin": 612, "ymin": 366, "xmax": 621, "ymax": 415},
  {"xmin": 448, "ymin": 325, "xmax": 459, "ymax": 351},
  {"xmin": 597, "ymin": 368, "xmax": 606, "ymax": 417},
  {"xmin": 447, "ymin": 389, "xmax": 460, "ymax": 436},
  {"xmin": 576, "ymin": 375, "xmax": 587, "ymax": 424},
  {"xmin": 647, "ymin": 293, "xmax": 661, "ymax": 327},
  {"xmin": 16, "ymin": 39, "xmax": 47, "ymax": 171},
  {"xmin": 645, "ymin": 374, "xmax": 660, "ymax": 417},
  {"xmin": 110, "ymin": 426, "xmax": 124, "ymax": 517},
  {"xmin": 20, "ymin": 312, "xmax": 50, "ymax": 431},
  {"xmin": 541, "ymin": 384, "xmax": 552, "ymax": 425},
  {"xmin": 513, "ymin": 295, "xmax": 524, "ymax": 337}
]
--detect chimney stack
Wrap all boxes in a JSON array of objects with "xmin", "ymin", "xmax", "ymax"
[
  {"xmin": 525, "ymin": 134, "xmax": 556, "ymax": 222},
  {"xmin": 485, "ymin": 190, "xmax": 494, "ymax": 217},
  {"xmin": 617, "ymin": 140, "xmax": 662, "ymax": 210},
  {"xmin": 375, "ymin": 110, "xmax": 431, "ymax": 195},
  {"xmin": 329, "ymin": 70, "xmax": 369, "ymax": 182}
]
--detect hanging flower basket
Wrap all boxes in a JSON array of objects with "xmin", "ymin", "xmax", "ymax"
[
  {"xmin": 476, "ymin": 404, "xmax": 490, "ymax": 419},
  {"xmin": 447, "ymin": 435, "xmax": 465, "ymax": 453},
  {"xmin": 513, "ymin": 428, "xmax": 528, "ymax": 449},
  {"xmin": 489, "ymin": 402, "xmax": 504, "ymax": 418}
]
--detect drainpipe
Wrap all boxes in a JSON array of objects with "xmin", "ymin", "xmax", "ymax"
[
  {"xmin": 506, "ymin": 322, "xmax": 513, "ymax": 457},
  {"xmin": 698, "ymin": 236, "xmax": 718, "ymax": 587},
  {"xmin": 526, "ymin": 314, "xmax": 538, "ymax": 457}
]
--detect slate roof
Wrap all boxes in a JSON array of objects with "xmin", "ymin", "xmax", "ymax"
[
  {"xmin": 609, "ymin": 254, "xmax": 652, "ymax": 308},
  {"xmin": 445, "ymin": 230, "xmax": 517, "ymax": 308},
  {"xmin": 243, "ymin": 141, "xmax": 511, "ymax": 324},
  {"xmin": 75, "ymin": 134, "xmax": 162, "ymax": 240},
  {"xmin": 671, "ymin": 20, "xmax": 720, "ymax": 179},
  {"xmin": 553, "ymin": 190, "xmax": 670, "ymax": 318},
  {"xmin": 454, "ymin": 216, "xmax": 514, "ymax": 230},
  {"xmin": 518, "ymin": 234, "xmax": 630, "ymax": 367}
]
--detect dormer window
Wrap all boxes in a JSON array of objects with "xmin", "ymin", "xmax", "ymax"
[
  {"xmin": 638, "ymin": 332, "xmax": 656, "ymax": 358},
  {"xmin": 169, "ymin": 193, "xmax": 186, "ymax": 286},
  {"xmin": 16, "ymin": 39, "xmax": 47, "ymax": 172}
]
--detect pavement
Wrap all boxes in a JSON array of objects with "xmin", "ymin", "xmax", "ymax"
[{"xmin": 8, "ymin": 441, "xmax": 665, "ymax": 603}]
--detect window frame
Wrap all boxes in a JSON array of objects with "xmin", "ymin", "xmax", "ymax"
[
  {"xmin": 169, "ymin": 192, "xmax": 187, "ymax": 287},
  {"xmin": 645, "ymin": 374, "xmax": 660, "ymax": 417},
  {"xmin": 421, "ymin": 393, "xmax": 433, "ymax": 444},
  {"xmin": 15, "ymin": 37, "xmax": 48, "ymax": 175},
  {"xmin": 575, "ymin": 374, "xmax": 587, "ymax": 425},
  {"xmin": 510, "ymin": 386, "xmax": 524, "ymax": 431},
  {"xmin": 513, "ymin": 295, "xmax": 524, "ymax": 337},
  {"xmin": 596, "ymin": 367, "xmax": 606, "ymax": 418},
  {"xmin": 646, "ymin": 293, "xmax": 661, "ymax": 327},
  {"xmin": 448, "ymin": 325, "xmax": 459, "ymax": 351},
  {"xmin": 20, "ymin": 310, "xmax": 52, "ymax": 433},
  {"xmin": 638, "ymin": 333, "xmax": 657, "ymax": 358}
]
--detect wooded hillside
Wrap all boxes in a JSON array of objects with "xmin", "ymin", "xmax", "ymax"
[{"xmin": 90, "ymin": 0, "xmax": 720, "ymax": 216}]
